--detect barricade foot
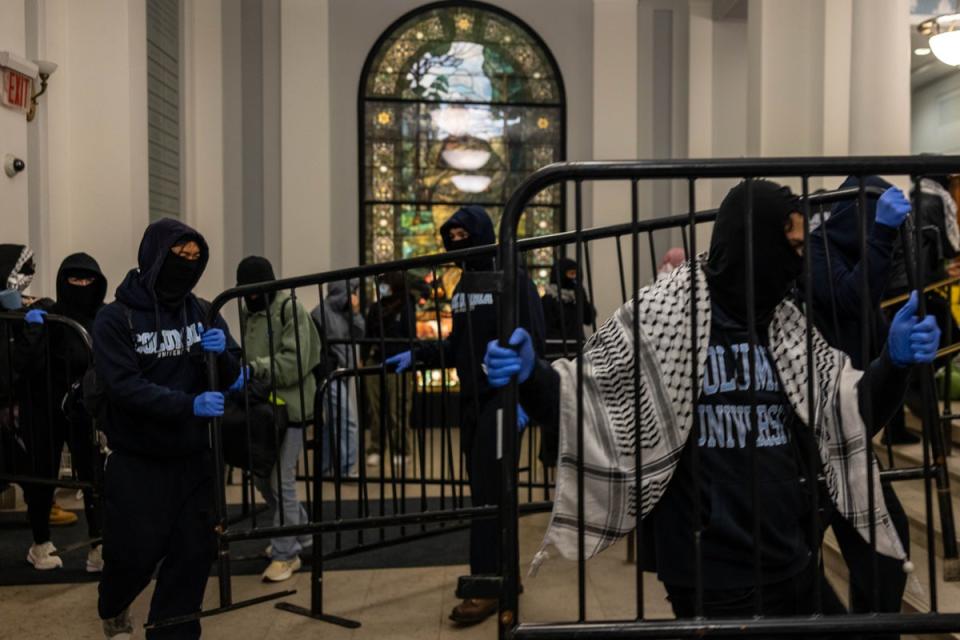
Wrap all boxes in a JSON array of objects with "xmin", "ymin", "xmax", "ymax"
[{"xmin": 275, "ymin": 602, "xmax": 362, "ymax": 628}]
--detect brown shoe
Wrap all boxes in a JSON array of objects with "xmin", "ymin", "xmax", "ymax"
[{"xmin": 449, "ymin": 598, "xmax": 497, "ymax": 625}]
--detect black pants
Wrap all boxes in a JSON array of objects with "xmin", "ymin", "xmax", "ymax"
[
  {"xmin": 461, "ymin": 398, "xmax": 501, "ymax": 576},
  {"xmin": 831, "ymin": 483, "xmax": 909, "ymax": 640},
  {"xmin": 666, "ymin": 559, "xmax": 849, "ymax": 640},
  {"xmin": 20, "ymin": 410, "xmax": 102, "ymax": 544},
  {"xmin": 98, "ymin": 450, "xmax": 215, "ymax": 639}
]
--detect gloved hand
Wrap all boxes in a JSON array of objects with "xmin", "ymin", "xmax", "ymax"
[
  {"xmin": 24, "ymin": 309, "xmax": 47, "ymax": 325},
  {"xmin": 484, "ymin": 328, "xmax": 536, "ymax": 387},
  {"xmin": 517, "ymin": 404, "xmax": 529, "ymax": 433},
  {"xmin": 875, "ymin": 187, "xmax": 911, "ymax": 230},
  {"xmin": 193, "ymin": 392, "xmax": 225, "ymax": 417},
  {"xmin": 229, "ymin": 366, "xmax": 250, "ymax": 392},
  {"xmin": 888, "ymin": 291, "xmax": 941, "ymax": 367},
  {"xmin": 386, "ymin": 350, "xmax": 413, "ymax": 373},
  {"xmin": 200, "ymin": 328, "xmax": 226, "ymax": 354}
]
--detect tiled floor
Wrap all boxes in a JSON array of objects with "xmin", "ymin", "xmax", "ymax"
[{"xmin": 0, "ymin": 512, "xmax": 672, "ymax": 640}]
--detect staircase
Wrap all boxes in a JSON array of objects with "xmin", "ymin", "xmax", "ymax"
[{"xmin": 822, "ymin": 411, "xmax": 960, "ymax": 639}]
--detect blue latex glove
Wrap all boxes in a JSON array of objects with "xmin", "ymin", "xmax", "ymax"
[
  {"xmin": 193, "ymin": 392, "xmax": 225, "ymax": 417},
  {"xmin": 385, "ymin": 350, "xmax": 413, "ymax": 373},
  {"xmin": 200, "ymin": 328, "xmax": 226, "ymax": 354},
  {"xmin": 875, "ymin": 186, "xmax": 911, "ymax": 230},
  {"xmin": 229, "ymin": 366, "xmax": 250, "ymax": 392},
  {"xmin": 888, "ymin": 291, "xmax": 941, "ymax": 367},
  {"xmin": 484, "ymin": 328, "xmax": 536, "ymax": 387},
  {"xmin": 517, "ymin": 404, "xmax": 529, "ymax": 433},
  {"xmin": 24, "ymin": 309, "xmax": 47, "ymax": 325}
]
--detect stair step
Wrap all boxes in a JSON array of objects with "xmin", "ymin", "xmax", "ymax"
[{"xmin": 822, "ymin": 527, "xmax": 960, "ymax": 639}]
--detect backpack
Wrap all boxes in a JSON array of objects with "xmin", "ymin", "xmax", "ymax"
[{"xmin": 220, "ymin": 380, "xmax": 289, "ymax": 477}]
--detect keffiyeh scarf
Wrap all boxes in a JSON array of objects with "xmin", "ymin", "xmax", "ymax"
[{"xmin": 534, "ymin": 258, "xmax": 905, "ymax": 572}]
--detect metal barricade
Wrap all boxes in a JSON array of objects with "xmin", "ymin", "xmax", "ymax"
[
  {"xmin": 0, "ymin": 311, "xmax": 103, "ymax": 554},
  {"xmin": 495, "ymin": 157, "xmax": 960, "ymax": 639}
]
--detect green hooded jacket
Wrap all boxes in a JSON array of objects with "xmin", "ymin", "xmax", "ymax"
[{"xmin": 241, "ymin": 291, "xmax": 322, "ymax": 423}]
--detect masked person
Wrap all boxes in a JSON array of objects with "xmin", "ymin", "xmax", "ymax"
[
  {"xmin": 14, "ymin": 253, "xmax": 108, "ymax": 573},
  {"xmin": 362, "ymin": 270, "xmax": 417, "ymax": 468},
  {"xmin": 541, "ymin": 257, "xmax": 596, "ymax": 359},
  {"xmin": 808, "ymin": 177, "xmax": 922, "ymax": 640},
  {"xmin": 236, "ymin": 255, "xmax": 323, "ymax": 583},
  {"xmin": 94, "ymin": 219, "xmax": 242, "ymax": 639},
  {"xmin": 312, "ymin": 279, "xmax": 365, "ymax": 477},
  {"xmin": 387, "ymin": 205, "xmax": 546, "ymax": 625},
  {"xmin": 486, "ymin": 180, "xmax": 940, "ymax": 626}
]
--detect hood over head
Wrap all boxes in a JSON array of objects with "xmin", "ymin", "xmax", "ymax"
[
  {"xmin": 56, "ymin": 252, "xmax": 107, "ymax": 320},
  {"xmin": 705, "ymin": 179, "xmax": 803, "ymax": 324},
  {"xmin": 236, "ymin": 255, "xmax": 276, "ymax": 313},
  {"xmin": 440, "ymin": 205, "xmax": 496, "ymax": 270},
  {"xmin": 815, "ymin": 175, "xmax": 894, "ymax": 257},
  {"xmin": 117, "ymin": 218, "xmax": 208, "ymax": 310},
  {"xmin": 326, "ymin": 279, "xmax": 358, "ymax": 313},
  {"xmin": 550, "ymin": 257, "xmax": 579, "ymax": 287},
  {"xmin": 0, "ymin": 244, "xmax": 35, "ymax": 293}
]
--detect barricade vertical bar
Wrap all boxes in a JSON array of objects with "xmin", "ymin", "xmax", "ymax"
[
  {"xmin": 236, "ymin": 299, "xmax": 259, "ymax": 528},
  {"xmin": 574, "ymin": 180, "xmax": 587, "ymax": 623},
  {"xmin": 553, "ymin": 253, "xmax": 570, "ymax": 358},
  {"xmin": 263, "ymin": 292, "xmax": 286, "ymax": 529},
  {"xmin": 913, "ymin": 176, "xmax": 940, "ymax": 610},
  {"xmin": 582, "ymin": 242, "xmax": 599, "ymax": 333},
  {"xmin": 856, "ymin": 179, "xmax": 880, "ymax": 613},
  {"xmin": 429, "ymin": 265, "xmax": 451, "ymax": 511},
  {"xmin": 632, "ymin": 178, "xmax": 645, "ymax": 621},
  {"xmin": 372, "ymin": 274, "xmax": 388, "ymax": 538},
  {"xmin": 801, "ymin": 176, "xmax": 822, "ymax": 614},
  {"xmin": 288, "ymin": 288, "xmax": 314, "ymax": 530},
  {"xmin": 687, "ymin": 178, "xmax": 704, "ymax": 618},
  {"xmin": 615, "ymin": 235, "xmax": 628, "ymax": 304},
  {"xmin": 744, "ymin": 177, "xmax": 763, "ymax": 614},
  {"xmin": 206, "ymin": 349, "xmax": 232, "ymax": 607}
]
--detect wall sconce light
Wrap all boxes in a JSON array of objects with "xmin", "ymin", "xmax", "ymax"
[{"xmin": 26, "ymin": 60, "xmax": 57, "ymax": 122}]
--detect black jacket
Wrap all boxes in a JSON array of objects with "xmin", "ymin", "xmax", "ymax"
[
  {"xmin": 419, "ymin": 206, "xmax": 546, "ymax": 401},
  {"xmin": 93, "ymin": 219, "xmax": 239, "ymax": 458}
]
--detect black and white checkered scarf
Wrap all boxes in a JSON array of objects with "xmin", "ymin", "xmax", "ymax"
[{"xmin": 533, "ymin": 257, "xmax": 905, "ymax": 572}]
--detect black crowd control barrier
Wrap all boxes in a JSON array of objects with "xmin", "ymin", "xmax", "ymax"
[
  {"xmin": 493, "ymin": 157, "xmax": 960, "ymax": 639},
  {"xmin": 0, "ymin": 311, "xmax": 104, "ymax": 553},
  {"xmin": 202, "ymin": 245, "xmax": 557, "ymax": 628}
]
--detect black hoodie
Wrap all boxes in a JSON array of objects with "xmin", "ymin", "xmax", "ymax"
[
  {"xmin": 541, "ymin": 257, "xmax": 597, "ymax": 355},
  {"xmin": 419, "ymin": 205, "xmax": 545, "ymax": 401},
  {"xmin": 808, "ymin": 175, "xmax": 900, "ymax": 368},
  {"xmin": 93, "ymin": 218, "xmax": 239, "ymax": 458}
]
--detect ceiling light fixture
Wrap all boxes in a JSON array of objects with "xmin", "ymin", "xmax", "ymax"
[{"xmin": 919, "ymin": 14, "xmax": 960, "ymax": 66}]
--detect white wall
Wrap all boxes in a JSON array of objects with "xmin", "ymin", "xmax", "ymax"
[
  {"xmin": 280, "ymin": 0, "xmax": 330, "ymax": 308},
  {"xmin": 913, "ymin": 69, "xmax": 960, "ymax": 154},
  {"xmin": 0, "ymin": 0, "xmax": 30, "ymax": 253}
]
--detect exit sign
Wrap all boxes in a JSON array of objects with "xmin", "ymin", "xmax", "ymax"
[{"xmin": 2, "ymin": 68, "xmax": 32, "ymax": 111}]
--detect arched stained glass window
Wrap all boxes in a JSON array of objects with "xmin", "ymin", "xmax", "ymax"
[{"xmin": 359, "ymin": 1, "xmax": 566, "ymax": 289}]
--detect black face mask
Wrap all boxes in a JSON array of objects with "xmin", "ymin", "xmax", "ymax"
[
  {"xmin": 244, "ymin": 294, "xmax": 269, "ymax": 313},
  {"xmin": 60, "ymin": 282, "xmax": 100, "ymax": 318},
  {"xmin": 447, "ymin": 237, "xmax": 493, "ymax": 271},
  {"xmin": 155, "ymin": 254, "xmax": 199, "ymax": 307},
  {"xmin": 705, "ymin": 180, "xmax": 802, "ymax": 324}
]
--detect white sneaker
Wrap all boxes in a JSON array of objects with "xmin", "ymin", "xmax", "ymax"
[
  {"xmin": 264, "ymin": 544, "xmax": 273, "ymax": 558},
  {"xmin": 102, "ymin": 608, "xmax": 133, "ymax": 639},
  {"xmin": 392, "ymin": 455, "xmax": 411, "ymax": 469},
  {"xmin": 86, "ymin": 545, "xmax": 104, "ymax": 573},
  {"xmin": 366, "ymin": 453, "xmax": 381, "ymax": 467},
  {"xmin": 27, "ymin": 541, "xmax": 63, "ymax": 570},
  {"xmin": 262, "ymin": 556, "xmax": 302, "ymax": 582}
]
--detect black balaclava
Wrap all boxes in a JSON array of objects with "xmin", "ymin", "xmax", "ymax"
[
  {"xmin": 155, "ymin": 235, "xmax": 203, "ymax": 307},
  {"xmin": 440, "ymin": 205, "xmax": 496, "ymax": 271},
  {"xmin": 60, "ymin": 270, "xmax": 102, "ymax": 318},
  {"xmin": 236, "ymin": 255, "xmax": 277, "ymax": 313},
  {"xmin": 551, "ymin": 257, "xmax": 579, "ymax": 289},
  {"xmin": 705, "ymin": 179, "xmax": 803, "ymax": 324}
]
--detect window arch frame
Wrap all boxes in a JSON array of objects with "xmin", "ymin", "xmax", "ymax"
[{"xmin": 356, "ymin": 0, "xmax": 568, "ymax": 267}]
